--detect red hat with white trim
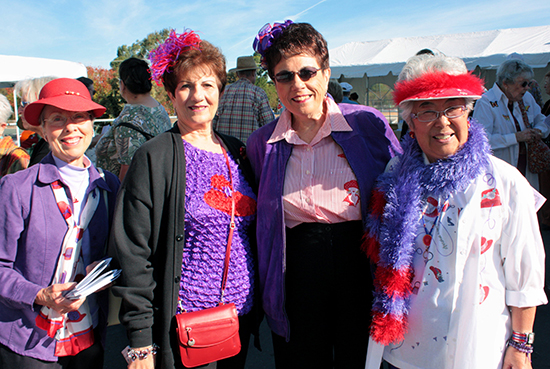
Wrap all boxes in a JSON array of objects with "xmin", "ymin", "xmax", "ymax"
[
  {"xmin": 393, "ymin": 71, "xmax": 485, "ymax": 106},
  {"xmin": 24, "ymin": 78, "xmax": 106, "ymax": 126}
]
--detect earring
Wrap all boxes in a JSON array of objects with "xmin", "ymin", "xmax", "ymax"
[{"xmin": 409, "ymin": 131, "xmax": 415, "ymax": 139}]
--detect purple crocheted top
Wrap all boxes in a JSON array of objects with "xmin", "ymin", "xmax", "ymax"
[{"xmin": 177, "ymin": 140, "xmax": 257, "ymax": 315}]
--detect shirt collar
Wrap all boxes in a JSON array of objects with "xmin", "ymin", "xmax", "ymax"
[{"xmin": 267, "ymin": 96, "xmax": 352, "ymax": 145}]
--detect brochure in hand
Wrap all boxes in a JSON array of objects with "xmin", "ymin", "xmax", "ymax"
[{"xmin": 64, "ymin": 258, "xmax": 121, "ymax": 300}]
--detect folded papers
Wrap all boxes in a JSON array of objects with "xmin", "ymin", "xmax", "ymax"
[{"xmin": 64, "ymin": 258, "xmax": 121, "ymax": 300}]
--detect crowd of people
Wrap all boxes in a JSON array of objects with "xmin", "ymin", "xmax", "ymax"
[{"xmin": 0, "ymin": 19, "xmax": 549, "ymax": 369}]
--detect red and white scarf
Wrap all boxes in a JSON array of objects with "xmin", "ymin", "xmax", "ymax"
[{"xmin": 35, "ymin": 179, "xmax": 100, "ymax": 356}]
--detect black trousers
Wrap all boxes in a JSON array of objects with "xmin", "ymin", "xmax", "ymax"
[
  {"xmin": 0, "ymin": 329, "xmax": 104, "ymax": 369},
  {"xmin": 272, "ymin": 221, "xmax": 372, "ymax": 369}
]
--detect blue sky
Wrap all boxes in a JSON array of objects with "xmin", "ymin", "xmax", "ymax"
[{"xmin": 1, "ymin": 0, "xmax": 549, "ymax": 70}]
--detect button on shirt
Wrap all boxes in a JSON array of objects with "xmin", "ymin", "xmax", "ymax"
[{"xmin": 267, "ymin": 97, "xmax": 361, "ymax": 228}]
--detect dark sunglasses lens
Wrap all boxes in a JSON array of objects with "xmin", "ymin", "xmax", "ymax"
[
  {"xmin": 275, "ymin": 72, "xmax": 293, "ymax": 83},
  {"xmin": 298, "ymin": 68, "xmax": 317, "ymax": 81},
  {"xmin": 521, "ymin": 81, "xmax": 529, "ymax": 87}
]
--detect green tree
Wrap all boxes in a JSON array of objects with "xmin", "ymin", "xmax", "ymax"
[
  {"xmin": 110, "ymin": 29, "xmax": 171, "ymax": 70},
  {"xmin": 253, "ymin": 53, "xmax": 278, "ymax": 110}
]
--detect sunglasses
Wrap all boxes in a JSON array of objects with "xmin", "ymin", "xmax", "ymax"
[{"xmin": 274, "ymin": 67, "xmax": 322, "ymax": 83}]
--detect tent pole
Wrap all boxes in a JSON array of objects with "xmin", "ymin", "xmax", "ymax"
[{"xmin": 13, "ymin": 88, "xmax": 20, "ymax": 146}]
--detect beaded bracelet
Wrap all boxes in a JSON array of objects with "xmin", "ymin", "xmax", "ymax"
[
  {"xmin": 126, "ymin": 343, "xmax": 159, "ymax": 362},
  {"xmin": 507, "ymin": 338, "xmax": 533, "ymax": 359}
]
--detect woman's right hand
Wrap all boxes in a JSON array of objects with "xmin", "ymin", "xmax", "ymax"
[
  {"xmin": 516, "ymin": 129, "xmax": 538, "ymax": 143},
  {"xmin": 128, "ymin": 349, "xmax": 155, "ymax": 369},
  {"xmin": 34, "ymin": 282, "xmax": 84, "ymax": 314}
]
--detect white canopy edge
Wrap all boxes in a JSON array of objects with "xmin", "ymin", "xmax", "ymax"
[
  {"xmin": 330, "ymin": 25, "xmax": 550, "ymax": 78},
  {"xmin": 0, "ymin": 55, "xmax": 88, "ymax": 88}
]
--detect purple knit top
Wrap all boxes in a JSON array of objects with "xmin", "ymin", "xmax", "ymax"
[{"xmin": 177, "ymin": 140, "xmax": 256, "ymax": 315}]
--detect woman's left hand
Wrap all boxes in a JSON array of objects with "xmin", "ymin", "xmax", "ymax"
[
  {"xmin": 35, "ymin": 283, "xmax": 86, "ymax": 314},
  {"xmin": 503, "ymin": 345, "xmax": 532, "ymax": 369}
]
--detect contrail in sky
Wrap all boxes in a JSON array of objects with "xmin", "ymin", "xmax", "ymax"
[
  {"xmin": 287, "ymin": 0, "xmax": 329, "ymax": 20},
  {"xmin": 228, "ymin": 0, "xmax": 329, "ymax": 51}
]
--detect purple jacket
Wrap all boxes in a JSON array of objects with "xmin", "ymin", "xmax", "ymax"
[
  {"xmin": 0, "ymin": 153, "xmax": 119, "ymax": 361},
  {"xmin": 246, "ymin": 103, "xmax": 402, "ymax": 339}
]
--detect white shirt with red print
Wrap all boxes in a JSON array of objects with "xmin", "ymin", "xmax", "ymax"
[{"xmin": 381, "ymin": 155, "xmax": 547, "ymax": 369}]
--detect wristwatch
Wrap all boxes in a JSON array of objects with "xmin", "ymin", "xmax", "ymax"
[{"xmin": 512, "ymin": 331, "xmax": 535, "ymax": 345}]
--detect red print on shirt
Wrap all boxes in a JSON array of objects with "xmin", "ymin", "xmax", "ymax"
[
  {"xmin": 343, "ymin": 180, "xmax": 360, "ymax": 207},
  {"xmin": 204, "ymin": 174, "xmax": 256, "ymax": 216},
  {"xmin": 480, "ymin": 188, "xmax": 502, "ymax": 208},
  {"xmin": 480, "ymin": 237, "xmax": 493, "ymax": 254},
  {"xmin": 479, "ymin": 284, "xmax": 490, "ymax": 304}
]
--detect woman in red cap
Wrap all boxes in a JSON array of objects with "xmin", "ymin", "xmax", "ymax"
[
  {"xmin": 0, "ymin": 78, "xmax": 120, "ymax": 368},
  {"xmin": 363, "ymin": 54, "xmax": 546, "ymax": 369}
]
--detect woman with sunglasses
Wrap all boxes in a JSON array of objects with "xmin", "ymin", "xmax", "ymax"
[
  {"xmin": 0, "ymin": 78, "xmax": 120, "ymax": 368},
  {"xmin": 473, "ymin": 58, "xmax": 549, "ymax": 190},
  {"xmin": 247, "ymin": 21, "xmax": 401, "ymax": 368},
  {"xmin": 364, "ymin": 54, "xmax": 546, "ymax": 369}
]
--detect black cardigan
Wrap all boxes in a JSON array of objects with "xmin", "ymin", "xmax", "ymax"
[{"xmin": 109, "ymin": 125, "xmax": 256, "ymax": 369}]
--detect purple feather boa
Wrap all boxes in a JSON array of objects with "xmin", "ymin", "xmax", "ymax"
[{"xmin": 368, "ymin": 119, "xmax": 491, "ymax": 320}]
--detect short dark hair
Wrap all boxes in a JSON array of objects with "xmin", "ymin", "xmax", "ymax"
[
  {"xmin": 162, "ymin": 40, "xmax": 227, "ymax": 96},
  {"xmin": 119, "ymin": 57, "xmax": 152, "ymax": 95},
  {"xmin": 264, "ymin": 23, "xmax": 329, "ymax": 79},
  {"xmin": 237, "ymin": 70, "xmax": 255, "ymax": 79}
]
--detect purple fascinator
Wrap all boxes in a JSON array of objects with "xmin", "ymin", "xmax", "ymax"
[
  {"xmin": 149, "ymin": 29, "xmax": 202, "ymax": 86},
  {"xmin": 253, "ymin": 20, "xmax": 293, "ymax": 67}
]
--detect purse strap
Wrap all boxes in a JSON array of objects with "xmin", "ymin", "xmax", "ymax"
[{"xmin": 219, "ymin": 145, "xmax": 236, "ymax": 305}]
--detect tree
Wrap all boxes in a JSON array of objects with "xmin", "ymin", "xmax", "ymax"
[
  {"xmin": 86, "ymin": 66, "xmax": 122, "ymax": 125},
  {"xmin": 253, "ymin": 53, "xmax": 278, "ymax": 110},
  {"xmin": 110, "ymin": 29, "xmax": 171, "ymax": 70}
]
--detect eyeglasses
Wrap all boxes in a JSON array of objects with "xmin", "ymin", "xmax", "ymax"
[
  {"xmin": 20, "ymin": 101, "xmax": 30, "ymax": 108},
  {"xmin": 519, "ymin": 80, "xmax": 529, "ymax": 88},
  {"xmin": 411, "ymin": 105, "xmax": 467, "ymax": 123},
  {"xmin": 43, "ymin": 112, "xmax": 92, "ymax": 127},
  {"xmin": 274, "ymin": 67, "xmax": 322, "ymax": 83}
]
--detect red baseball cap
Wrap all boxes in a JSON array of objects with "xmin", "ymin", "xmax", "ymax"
[{"xmin": 24, "ymin": 78, "xmax": 106, "ymax": 126}]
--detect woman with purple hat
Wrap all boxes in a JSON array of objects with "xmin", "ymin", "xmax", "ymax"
[
  {"xmin": 0, "ymin": 78, "xmax": 120, "ymax": 368},
  {"xmin": 247, "ymin": 21, "xmax": 401, "ymax": 368},
  {"xmin": 363, "ymin": 54, "xmax": 547, "ymax": 369}
]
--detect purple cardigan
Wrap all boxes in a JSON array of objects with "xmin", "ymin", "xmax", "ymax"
[
  {"xmin": 0, "ymin": 153, "xmax": 119, "ymax": 361},
  {"xmin": 246, "ymin": 103, "xmax": 402, "ymax": 339}
]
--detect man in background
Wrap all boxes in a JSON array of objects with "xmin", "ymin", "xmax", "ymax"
[
  {"xmin": 213, "ymin": 56, "xmax": 274, "ymax": 143},
  {"xmin": 340, "ymin": 82, "xmax": 358, "ymax": 104}
]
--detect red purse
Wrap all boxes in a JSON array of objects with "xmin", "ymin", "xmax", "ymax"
[{"xmin": 175, "ymin": 147, "xmax": 241, "ymax": 368}]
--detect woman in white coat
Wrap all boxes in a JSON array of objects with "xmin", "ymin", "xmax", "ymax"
[{"xmin": 473, "ymin": 58, "xmax": 549, "ymax": 190}]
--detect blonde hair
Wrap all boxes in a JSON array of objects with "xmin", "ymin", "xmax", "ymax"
[{"xmin": 14, "ymin": 76, "xmax": 57, "ymax": 103}]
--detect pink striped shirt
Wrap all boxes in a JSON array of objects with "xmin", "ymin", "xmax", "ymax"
[{"xmin": 268, "ymin": 98, "xmax": 361, "ymax": 228}]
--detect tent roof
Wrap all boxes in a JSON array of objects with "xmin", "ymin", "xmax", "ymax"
[
  {"xmin": 330, "ymin": 25, "xmax": 550, "ymax": 78},
  {"xmin": 0, "ymin": 55, "xmax": 88, "ymax": 88}
]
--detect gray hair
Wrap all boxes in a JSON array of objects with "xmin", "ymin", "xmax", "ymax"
[
  {"xmin": 14, "ymin": 76, "xmax": 56, "ymax": 103},
  {"xmin": 0, "ymin": 94, "xmax": 13, "ymax": 123},
  {"xmin": 397, "ymin": 54, "xmax": 471, "ymax": 125},
  {"xmin": 496, "ymin": 59, "xmax": 533, "ymax": 86}
]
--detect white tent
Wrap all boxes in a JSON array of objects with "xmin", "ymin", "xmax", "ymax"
[
  {"xmin": 330, "ymin": 25, "xmax": 550, "ymax": 106},
  {"xmin": 0, "ymin": 55, "xmax": 88, "ymax": 88},
  {"xmin": 0, "ymin": 55, "xmax": 88, "ymax": 143}
]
